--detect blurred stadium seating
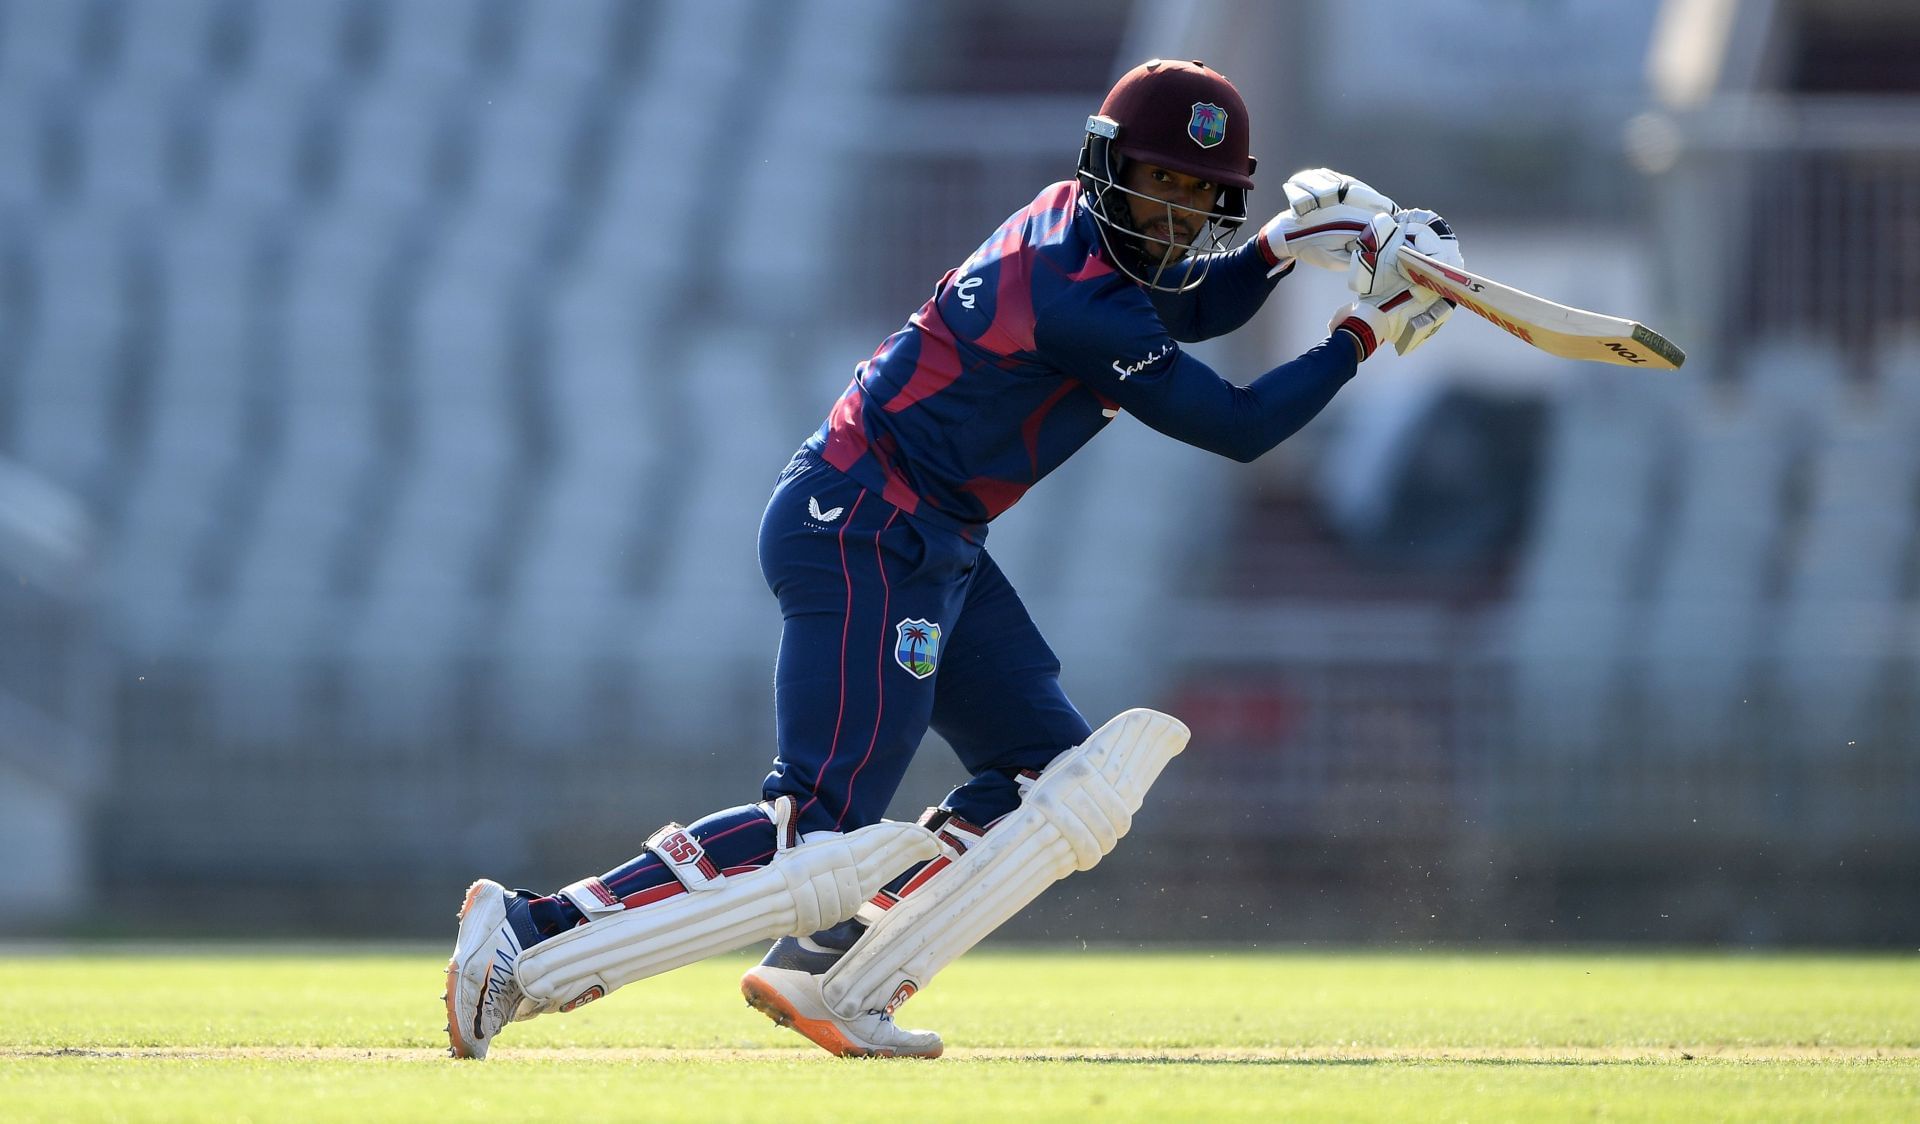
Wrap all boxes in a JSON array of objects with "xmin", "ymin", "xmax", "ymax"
[{"xmin": 0, "ymin": 0, "xmax": 1914, "ymax": 944}]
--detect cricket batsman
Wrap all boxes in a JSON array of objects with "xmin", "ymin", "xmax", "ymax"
[{"xmin": 446, "ymin": 58, "xmax": 1463, "ymax": 1059}]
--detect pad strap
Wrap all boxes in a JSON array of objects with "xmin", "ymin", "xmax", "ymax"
[
  {"xmin": 558, "ymin": 801, "xmax": 797, "ymax": 919},
  {"xmin": 644, "ymin": 823, "xmax": 723, "ymax": 891},
  {"xmin": 759, "ymin": 794, "xmax": 801, "ymax": 855},
  {"xmin": 855, "ymin": 809, "xmax": 987, "ymax": 926},
  {"xmin": 556, "ymin": 876, "xmax": 625, "ymax": 918}
]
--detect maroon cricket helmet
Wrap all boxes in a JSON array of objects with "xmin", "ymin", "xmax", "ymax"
[
  {"xmin": 1076, "ymin": 59, "xmax": 1257, "ymax": 291},
  {"xmin": 1099, "ymin": 58, "xmax": 1256, "ymax": 189}
]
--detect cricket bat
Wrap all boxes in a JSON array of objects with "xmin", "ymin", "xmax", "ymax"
[{"xmin": 1394, "ymin": 245, "xmax": 1687, "ymax": 370}]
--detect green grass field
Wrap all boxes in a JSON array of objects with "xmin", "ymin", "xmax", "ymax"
[{"xmin": 3, "ymin": 947, "xmax": 1915, "ymax": 1122}]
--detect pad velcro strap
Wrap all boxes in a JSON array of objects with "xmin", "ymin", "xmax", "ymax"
[
  {"xmin": 645, "ymin": 823, "xmax": 724, "ymax": 892},
  {"xmin": 931, "ymin": 813, "xmax": 986, "ymax": 861},
  {"xmin": 855, "ymin": 810, "xmax": 989, "ymax": 925},
  {"xmin": 759, "ymin": 795, "xmax": 801, "ymax": 855},
  {"xmin": 854, "ymin": 895, "xmax": 895, "ymax": 927},
  {"xmin": 557, "ymin": 876, "xmax": 625, "ymax": 917}
]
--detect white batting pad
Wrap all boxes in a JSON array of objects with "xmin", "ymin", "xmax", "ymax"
[
  {"xmin": 515, "ymin": 820, "xmax": 939, "ymax": 1011},
  {"xmin": 822, "ymin": 708, "xmax": 1189, "ymax": 1020}
]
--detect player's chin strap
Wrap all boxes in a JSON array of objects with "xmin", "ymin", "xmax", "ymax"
[
  {"xmin": 820, "ymin": 708, "xmax": 1190, "ymax": 1020},
  {"xmin": 515, "ymin": 798, "xmax": 940, "ymax": 1014}
]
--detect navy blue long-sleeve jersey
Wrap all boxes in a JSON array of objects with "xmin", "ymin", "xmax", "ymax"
[{"xmin": 807, "ymin": 179, "xmax": 1357, "ymax": 538}]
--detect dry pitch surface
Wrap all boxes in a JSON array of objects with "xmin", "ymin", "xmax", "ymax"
[{"xmin": 3, "ymin": 947, "xmax": 1915, "ymax": 1121}]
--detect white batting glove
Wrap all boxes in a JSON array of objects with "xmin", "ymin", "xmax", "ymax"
[
  {"xmin": 1343, "ymin": 208, "xmax": 1463, "ymax": 356},
  {"xmin": 1256, "ymin": 168, "xmax": 1397, "ymax": 274}
]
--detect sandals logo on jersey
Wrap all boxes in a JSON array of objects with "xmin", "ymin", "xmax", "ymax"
[
  {"xmin": 1188, "ymin": 102, "xmax": 1227, "ymax": 149},
  {"xmin": 893, "ymin": 618, "xmax": 941, "ymax": 679},
  {"xmin": 1112, "ymin": 340, "xmax": 1175, "ymax": 381}
]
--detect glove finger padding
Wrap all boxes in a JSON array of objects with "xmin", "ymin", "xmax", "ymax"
[
  {"xmin": 1332, "ymin": 291, "xmax": 1453, "ymax": 360},
  {"xmin": 1281, "ymin": 167, "xmax": 1397, "ymax": 218},
  {"xmin": 1386, "ymin": 207, "xmax": 1462, "ymax": 355},
  {"xmin": 1346, "ymin": 212, "xmax": 1409, "ymax": 300},
  {"xmin": 1263, "ymin": 169, "xmax": 1399, "ymax": 275},
  {"xmin": 1260, "ymin": 206, "xmax": 1378, "ymax": 273},
  {"xmin": 1395, "ymin": 207, "xmax": 1463, "ymax": 269},
  {"xmin": 1393, "ymin": 296, "xmax": 1454, "ymax": 356},
  {"xmin": 1344, "ymin": 208, "xmax": 1464, "ymax": 356},
  {"xmin": 1348, "ymin": 208, "xmax": 1463, "ymax": 296}
]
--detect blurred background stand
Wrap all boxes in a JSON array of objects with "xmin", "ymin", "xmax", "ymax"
[
  {"xmin": 0, "ymin": 0, "xmax": 1914, "ymax": 945},
  {"xmin": 0, "ymin": 456, "xmax": 102, "ymax": 925}
]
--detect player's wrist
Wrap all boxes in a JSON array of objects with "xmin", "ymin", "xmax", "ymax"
[
  {"xmin": 1329, "ymin": 301, "xmax": 1387, "ymax": 361},
  {"xmin": 1254, "ymin": 220, "xmax": 1292, "ymax": 273}
]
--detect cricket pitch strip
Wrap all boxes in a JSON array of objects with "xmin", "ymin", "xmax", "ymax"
[{"xmin": 10, "ymin": 1044, "xmax": 1918, "ymax": 1064}]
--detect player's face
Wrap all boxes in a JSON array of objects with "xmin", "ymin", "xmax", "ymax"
[{"xmin": 1118, "ymin": 162, "xmax": 1218, "ymax": 256}]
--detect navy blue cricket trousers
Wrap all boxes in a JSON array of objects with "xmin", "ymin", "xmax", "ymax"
[{"xmin": 757, "ymin": 451, "xmax": 1093, "ymax": 836}]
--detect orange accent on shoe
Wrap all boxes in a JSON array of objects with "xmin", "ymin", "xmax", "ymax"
[
  {"xmin": 741, "ymin": 974, "xmax": 941, "ymax": 1060},
  {"xmin": 444, "ymin": 880, "xmax": 488, "ymax": 1059}
]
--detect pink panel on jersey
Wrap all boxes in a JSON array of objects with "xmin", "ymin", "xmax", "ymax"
[
  {"xmin": 821, "ymin": 380, "xmax": 869, "ymax": 472},
  {"xmin": 882, "ymin": 302, "xmax": 964, "ymax": 415},
  {"xmin": 974, "ymin": 185, "xmax": 1076, "ymax": 357},
  {"xmin": 978, "ymin": 237, "xmax": 1035, "ymax": 356},
  {"xmin": 1032, "ymin": 180, "xmax": 1075, "ymax": 218},
  {"xmin": 1067, "ymin": 249, "xmax": 1115, "ymax": 283},
  {"xmin": 1037, "ymin": 205, "xmax": 1075, "ymax": 244},
  {"xmin": 958, "ymin": 475, "xmax": 1031, "ymax": 521},
  {"xmin": 1020, "ymin": 381, "xmax": 1082, "ymax": 475},
  {"xmin": 823, "ymin": 381, "xmax": 922, "ymax": 515}
]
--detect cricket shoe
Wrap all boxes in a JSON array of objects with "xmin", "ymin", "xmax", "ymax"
[
  {"xmin": 741, "ymin": 961, "xmax": 943, "ymax": 1059},
  {"xmin": 443, "ymin": 879, "xmax": 542, "ymax": 1059}
]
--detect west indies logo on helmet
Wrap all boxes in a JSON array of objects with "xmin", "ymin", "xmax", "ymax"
[
  {"xmin": 1077, "ymin": 59, "xmax": 1256, "ymax": 292},
  {"xmin": 1188, "ymin": 103, "xmax": 1228, "ymax": 149}
]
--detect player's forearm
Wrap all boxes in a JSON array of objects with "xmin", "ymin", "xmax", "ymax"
[
  {"xmin": 1146, "ymin": 238, "xmax": 1287, "ymax": 343},
  {"xmin": 1117, "ymin": 337, "xmax": 1357, "ymax": 463}
]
